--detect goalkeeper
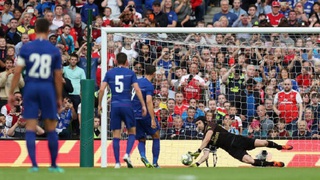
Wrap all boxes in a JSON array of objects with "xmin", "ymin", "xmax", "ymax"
[{"xmin": 189, "ymin": 118, "xmax": 293, "ymax": 167}]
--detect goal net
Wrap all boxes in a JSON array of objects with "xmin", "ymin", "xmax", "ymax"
[{"xmin": 99, "ymin": 27, "xmax": 320, "ymax": 168}]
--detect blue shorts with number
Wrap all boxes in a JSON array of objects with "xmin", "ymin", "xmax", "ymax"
[
  {"xmin": 136, "ymin": 117, "xmax": 160, "ymax": 140},
  {"xmin": 110, "ymin": 106, "xmax": 135, "ymax": 130},
  {"xmin": 23, "ymin": 82, "xmax": 57, "ymax": 120}
]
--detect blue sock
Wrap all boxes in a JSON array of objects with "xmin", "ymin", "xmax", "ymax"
[
  {"xmin": 126, "ymin": 134, "xmax": 135, "ymax": 155},
  {"xmin": 113, "ymin": 138, "xmax": 120, "ymax": 163},
  {"xmin": 138, "ymin": 141, "xmax": 146, "ymax": 158},
  {"xmin": 47, "ymin": 131, "xmax": 58, "ymax": 168},
  {"xmin": 152, "ymin": 139, "xmax": 160, "ymax": 165},
  {"xmin": 26, "ymin": 130, "xmax": 37, "ymax": 167}
]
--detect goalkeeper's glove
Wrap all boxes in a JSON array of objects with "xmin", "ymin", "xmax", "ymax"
[
  {"xmin": 188, "ymin": 149, "xmax": 201, "ymax": 159},
  {"xmin": 189, "ymin": 162, "xmax": 200, "ymax": 168}
]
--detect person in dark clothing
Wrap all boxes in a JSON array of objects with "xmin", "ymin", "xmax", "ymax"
[
  {"xmin": 152, "ymin": 1, "xmax": 168, "ymax": 27},
  {"xmin": 188, "ymin": 118, "xmax": 293, "ymax": 167}
]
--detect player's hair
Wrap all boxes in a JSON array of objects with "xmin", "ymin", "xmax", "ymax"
[
  {"xmin": 35, "ymin": 18, "xmax": 50, "ymax": 33},
  {"xmin": 5, "ymin": 58, "xmax": 14, "ymax": 63},
  {"xmin": 145, "ymin": 65, "xmax": 156, "ymax": 75},
  {"xmin": 116, "ymin": 52, "xmax": 127, "ymax": 65}
]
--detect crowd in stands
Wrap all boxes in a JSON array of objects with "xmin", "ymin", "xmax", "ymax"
[{"xmin": 0, "ymin": 0, "xmax": 320, "ymax": 140}]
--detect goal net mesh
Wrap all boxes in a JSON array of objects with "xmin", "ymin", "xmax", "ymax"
[{"xmin": 101, "ymin": 28, "xmax": 320, "ymax": 167}]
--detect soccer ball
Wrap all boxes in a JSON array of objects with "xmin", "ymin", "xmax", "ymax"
[{"xmin": 181, "ymin": 154, "xmax": 193, "ymax": 166}]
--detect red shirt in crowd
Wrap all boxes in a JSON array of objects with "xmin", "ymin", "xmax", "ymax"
[
  {"xmin": 266, "ymin": 13, "xmax": 284, "ymax": 26},
  {"xmin": 274, "ymin": 90, "xmax": 302, "ymax": 123},
  {"xmin": 296, "ymin": 74, "xmax": 312, "ymax": 87}
]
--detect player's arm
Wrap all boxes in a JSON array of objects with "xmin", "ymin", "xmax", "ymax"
[
  {"xmin": 132, "ymin": 82, "xmax": 147, "ymax": 116},
  {"xmin": 146, "ymin": 94, "xmax": 156, "ymax": 128},
  {"xmin": 199, "ymin": 130, "xmax": 213, "ymax": 151},
  {"xmin": 190, "ymin": 148, "xmax": 210, "ymax": 167},
  {"xmin": 98, "ymin": 82, "xmax": 108, "ymax": 112},
  {"xmin": 54, "ymin": 69, "xmax": 63, "ymax": 111},
  {"xmin": 189, "ymin": 130, "xmax": 213, "ymax": 159}
]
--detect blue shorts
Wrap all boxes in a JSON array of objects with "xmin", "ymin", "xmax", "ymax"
[
  {"xmin": 23, "ymin": 82, "xmax": 57, "ymax": 120},
  {"xmin": 110, "ymin": 106, "xmax": 135, "ymax": 130},
  {"xmin": 136, "ymin": 117, "xmax": 160, "ymax": 140}
]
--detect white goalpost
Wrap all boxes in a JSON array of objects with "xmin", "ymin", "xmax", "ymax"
[{"xmin": 100, "ymin": 27, "xmax": 320, "ymax": 168}]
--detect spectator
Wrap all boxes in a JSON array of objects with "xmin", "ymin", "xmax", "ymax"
[
  {"xmin": 306, "ymin": 93, "xmax": 320, "ymax": 121},
  {"xmin": 116, "ymin": 37, "xmax": 138, "ymax": 66},
  {"xmin": 292, "ymin": 120, "xmax": 312, "ymax": 137},
  {"xmin": 273, "ymin": 79, "xmax": 303, "ymax": 130},
  {"xmin": 174, "ymin": 0, "xmax": 194, "ymax": 27},
  {"xmin": 311, "ymin": 120, "xmax": 320, "ymax": 138},
  {"xmin": 248, "ymin": 4, "xmax": 259, "ymax": 24},
  {"xmin": 101, "ymin": 0, "xmax": 121, "ymax": 19},
  {"xmin": 183, "ymin": 106, "xmax": 198, "ymax": 138},
  {"xmin": 256, "ymin": 105, "xmax": 274, "ymax": 136},
  {"xmin": 152, "ymin": 0, "xmax": 169, "ymax": 27},
  {"xmin": 245, "ymin": 118, "xmax": 263, "ymax": 138},
  {"xmin": 165, "ymin": 115, "xmax": 186, "ymax": 139},
  {"xmin": 2, "ymin": 1, "xmax": 13, "ymax": 25},
  {"xmin": 229, "ymin": 0, "xmax": 247, "ymax": 17},
  {"xmin": 56, "ymin": 97, "xmax": 77, "ymax": 139},
  {"xmin": 222, "ymin": 114, "xmax": 240, "ymax": 135},
  {"xmin": 276, "ymin": 118, "xmax": 290, "ymax": 137},
  {"xmin": 222, "ymin": 64, "xmax": 245, "ymax": 103},
  {"xmin": 0, "ymin": 113, "xmax": 7, "ymax": 138},
  {"xmin": 236, "ymin": 78, "xmax": 261, "ymax": 127},
  {"xmin": 93, "ymin": 116, "xmax": 101, "ymax": 139},
  {"xmin": 266, "ymin": 1, "xmax": 284, "ymax": 27},
  {"xmin": 277, "ymin": 68, "xmax": 300, "ymax": 92},
  {"xmin": 152, "ymin": 47, "xmax": 176, "ymax": 77},
  {"xmin": 81, "ymin": 0, "xmax": 99, "ymax": 23},
  {"xmin": 212, "ymin": 0, "xmax": 237, "ymax": 27},
  {"xmin": 294, "ymin": 1, "xmax": 309, "ymax": 23},
  {"xmin": 181, "ymin": 98, "xmax": 204, "ymax": 120},
  {"xmin": 178, "ymin": 63, "xmax": 206, "ymax": 103},
  {"xmin": 57, "ymin": 25, "xmax": 75, "ymax": 54},
  {"xmin": 264, "ymin": 98, "xmax": 279, "ymax": 122},
  {"xmin": 228, "ymin": 106, "xmax": 243, "ymax": 134},
  {"xmin": 53, "ymin": 5, "xmax": 64, "ymax": 27},
  {"xmin": 15, "ymin": 33, "xmax": 30, "ymax": 56},
  {"xmin": 296, "ymin": 66, "xmax": 313, "ymax": 87},
  {"xmin": 232, "ymin": 14, "xmax": 252, "ymax": 40},
  {"xmin": 268, "ymin": 128, "xmax": 279, "ymax": 138},
  {"xmin": 206, "ymin": 70, "xmax": 221, "ymax": 100},
  {"xmin": 0, "ymin": 59, "xmax": 24, "ymax": 108},
  {"xmin": 162, "ymin": 0, "xmax": 178, "ymax": 27},
  {"xmin": 5, "ymin": 18, "xmax": 21, "ymax": 45},
  {"xmin": 44, "ymin": 11, "xmax": 59, "ymax": 33},
  {"xmin": 256, "ymin": 0, "xmax": 271, "ymax": 15},
  {"xmin": 174, "ymin": 92, "xmax": 189, "ymax": 115},
  {"xmin": 190, "ymin": 0, "xmax": 204, "ymax": 22},
  {"xmin": 63, "ymin": 53, "xmax": 86, "ymax": 116},
  {"xmin": 303, "ymin": 108, "xmax": 317, "ymax": 131}
]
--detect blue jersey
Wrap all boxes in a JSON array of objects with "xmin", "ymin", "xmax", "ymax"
[
  {"xmin": 133, "ymin": 78, "xmax": 154, "ymax": 119},
  {"xmin": 18, "ymin": 39, "xmax": 61, "ymax": 83},
  {"xmin": 17, "ymin": 39, "xmax": 62, "ymax": 120},
  {"xmin": 103, "ymin": 67, "xmax": 137, "ymax": 107}
]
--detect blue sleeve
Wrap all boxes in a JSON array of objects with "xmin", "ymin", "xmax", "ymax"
[
  {"xmin": 146, "ymin": 83, "xmax": 154, "ymax": 96},
  {"xmin": 291, "ymin": 79, "xmax": 300, "ymax": 92},
  {"xmin": 53, "ymin": 48, "xmax": 62, "ymax": 71},
  {"xmin": 181, "ymin": 111, "xmax": 187, "ymax": 121},
  {"xmin": 131, "ymin": 71, "xmax": 137, "ymax": 84},
  {"xmin": 172, "ymin": 12, "xmax": 178, "ymax": 22},
  {"xmin": 69, "ymin": 36, "xmax": 75, "ymax": 53},
  {"xmin": 103, "ymin": 72, "xmax": 109, "ymax": 83},
  {"xmin": 95, "ymin": 6, "xmax": 99, "ymax": 16},
  {"xmin": 213, "ymin": 14, "xmax": 219, "ymax": 23}
]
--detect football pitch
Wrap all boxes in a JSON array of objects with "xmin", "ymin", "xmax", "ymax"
[{"xmin": 1, "ymin": 167, "xmax": 319, "ymax": 180}]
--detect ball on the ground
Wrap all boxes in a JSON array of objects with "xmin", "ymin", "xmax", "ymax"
[{"xmin": 181, "ymin": 154, "xmax": 193, "ymax": 166}]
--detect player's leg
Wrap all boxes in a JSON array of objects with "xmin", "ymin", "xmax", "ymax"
[
  {"xmin": 151, "ymin": 130, "xmax": 160, "ymax": 167},
  {"xmin": 136, "ymin": 119, "xmax": 153, "ymax": 168},
  {"xmin": 122, "ymin": 107, "xmax": 136, "ymax": 168},
  {"xmin": 110, "ymin": 107, "xmax": 122, "ymax": 167},
  {"xmin": 22, "ymin": 87, "xmax": 40, "ymax": 171},
  {"xmin": 44, "ymin": 119, "xmax": 65, "ymax": 172},
  {"xmin": 254, "ymin": 139, "xmax": 293, "ymax": 150},
  {"xmin": 25, "ymin": 119, "xmax": 38, "ymax": 170},
  {"xmin": 237, "ymin": 150, "xmax": 285, "ymax": 167}
]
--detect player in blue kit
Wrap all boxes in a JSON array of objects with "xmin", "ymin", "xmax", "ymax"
[
  {"xmin": 132, "ymin": 65, "xmax": 160, "ymax": 168},
  {"xmin": 98, "ymin": 52, "xmax": 147, "ymax": 168},
  {"xmin": 8, "ymin": 18, "xmax": 63, "ymax": 172}
]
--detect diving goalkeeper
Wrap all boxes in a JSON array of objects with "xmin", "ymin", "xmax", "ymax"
[{"xmin": 189, "ymin": 118, "xmax": 293, "ymax": 167}]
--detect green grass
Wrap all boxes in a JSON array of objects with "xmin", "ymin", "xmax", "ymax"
[{"xmin": 1, "ymin": 167, "xmax": 319, "ymax": 180}]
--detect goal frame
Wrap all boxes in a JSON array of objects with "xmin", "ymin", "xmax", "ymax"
[{"xmin": 99, "ymin": 27, "xmax": 319, "ymax": 167}]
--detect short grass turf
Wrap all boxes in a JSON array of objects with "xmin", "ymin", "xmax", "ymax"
[{"xmin": 1, "ymin": 167, "xmax": 319, "ymax": 180}]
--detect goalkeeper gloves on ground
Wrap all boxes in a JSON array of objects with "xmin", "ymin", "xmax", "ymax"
[
  {"xmin": 189, "ymin": 162, "xmax": 200, "ymax": 168},
  {"xmin": 188, "ymin": 149, "xmax": 201, "ymax": 159}
]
